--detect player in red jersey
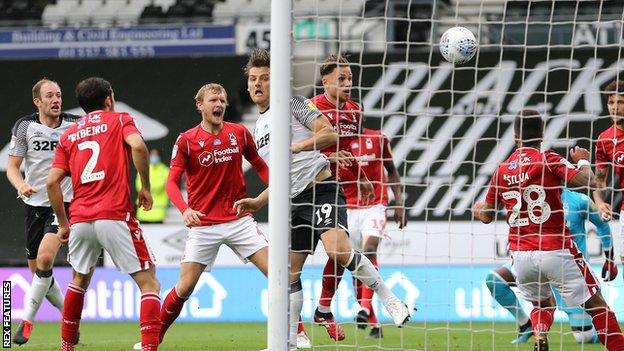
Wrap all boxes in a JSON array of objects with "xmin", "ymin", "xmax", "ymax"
[
  {"xmin": 594, "ymin": 79, "xmax": 624, "ymax": 269},
  {"xmin": 154, "ymin": 83, "xmax": 270, "ymax": 346},
  {"xmin": 341, "ymin": 127, "xmax": 406, "ymax": 338},
  {"xmin": 473, "ymin": 110, "xmax": 624, "ymax": 351},
  {"xmin": 47, "ymin": 77, "xmax": 161, "ymax": 351},
  {"xmin": 310, "ymin": 54, "xmax": 375, "ymax": 340}
]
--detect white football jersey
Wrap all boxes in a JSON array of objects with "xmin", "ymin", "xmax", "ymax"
[
  {"xmin": 9, "ymin": 112, "xmax": 79, "ymax": 207},
  {"xmin": 253, "ymin": 95, "xmax": 329, "ymax": 197}
]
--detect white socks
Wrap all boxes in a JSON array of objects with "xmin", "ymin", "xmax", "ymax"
[
  {"xmin": 344, "ymin": 250, "xmax": 393, "ymax": 302},
  {"xmin": 289, "ymin": 280, "xmax": 303, "ymax": 350},
  {"xmin": 24, "ymin": 270, "xmax": 53, "ymax": 322},
  {"xmin": 45, "ymin": 277, "xmax": 64, "ymax": 311}
]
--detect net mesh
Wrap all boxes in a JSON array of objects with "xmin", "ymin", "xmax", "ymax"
[{"xmin": 289, "ymin": 0, "xmax": 624, "ymax": 350}]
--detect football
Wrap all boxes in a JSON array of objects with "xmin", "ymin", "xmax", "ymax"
[{"xmin": 439, "ymin": 26, "xmax": 478, "ymax": 64}]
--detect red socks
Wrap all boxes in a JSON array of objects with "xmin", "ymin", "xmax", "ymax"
[
  {"xmin": 140, "ymin": 293, "xmax": 162, "ymax": 351},
  {"xmin": 297, "ymin": 316, "xmax": 305, "ymax": 334},
  {"xmin": 319, "ymin": 259, "xmax": 344, "ymax": 309},
  {"xmin": 530, "ymin": 308, "xmax": 554, "ymax": 337},
  {"xmin": 61, "ymin": 283, "xmax": 85, "ymax": 349},
  {"xmin": 159, "ymin": 287, "xmax": 187, "ymax": 343},
  {"xmin": 592, "ymin": 309, "xmax": 624, "ymax": 351}
]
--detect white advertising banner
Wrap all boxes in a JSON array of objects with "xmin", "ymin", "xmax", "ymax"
[{"xmin": 105, "ymin": 221, "xmax": 620, "ymax": 268}]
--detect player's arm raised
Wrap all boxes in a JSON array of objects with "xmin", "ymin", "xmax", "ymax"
[
  {"xmin": 567, "ymin": 146, "xmax": 598, "ymax": 189},
  {"xmin": 291, "ymin": 114, "xmax": 338, "ymax": 153},
  {"xmin": 125, "ymin": 133, "xmax": 152, "ymax": 211}
]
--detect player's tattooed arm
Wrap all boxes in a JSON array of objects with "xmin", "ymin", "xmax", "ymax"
[
  {"xmin": 568, "ymin": 146, "xmax": 598, "ymax": 189},
  {"xmin": 472, "ymin": 201, "xmax": 495, "ymax": 224}
]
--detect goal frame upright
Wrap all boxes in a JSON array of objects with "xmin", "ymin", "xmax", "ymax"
[{"xmin": 267, "ymin": 0, "xmax": 292, "ymax": 350}]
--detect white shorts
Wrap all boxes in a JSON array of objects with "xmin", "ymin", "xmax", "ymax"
[
  {"xmin": 347, "ymin": 204, "xmax": 388, "ymax": 248},
  {"xmin": 511, "ymin": 247, "xmax": 599, "ymax": 307},
  {"xmin": 181, "ymin": 216, "xmax": 267, "ymax": 270},
  {"xmin": 69, "ymin": 218, "xmax": 155, "ymax": 275}
]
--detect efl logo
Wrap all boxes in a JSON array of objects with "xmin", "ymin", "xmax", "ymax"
[
  {"xmin": 198, "ymin": 151, "xmax": 214, "ymax": 167},
  {"xmin": 3, "ymin": 281, "xmax": 10, "ymax": 348}
]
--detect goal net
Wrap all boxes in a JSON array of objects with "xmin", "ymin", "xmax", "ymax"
[{"xmin": 288, "ymin": 0, "xmax": 624, "ymax": 349}]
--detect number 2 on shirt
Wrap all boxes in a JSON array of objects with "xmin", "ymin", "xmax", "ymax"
[{"xmin": 78, "ymin": 141, "xmax": 105, "ymax": 184}]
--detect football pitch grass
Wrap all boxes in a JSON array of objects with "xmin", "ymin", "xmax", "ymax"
[{"xmin": 12, "ymin": 321, "xmax": 607, "ymax": 350}]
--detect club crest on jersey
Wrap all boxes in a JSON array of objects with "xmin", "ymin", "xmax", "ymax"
[
  {"xmin": 214, "ymin": 139, "xmax": 221, "ymax": 146},
  {"xmin": 366, "ymin": 138, "xmax": 373, "ymax": 149},
  {"xmin": 229, "ymin": 133, "xmax": 237, "ymax": 146},
  {"xmin": 615, "ymin": 151, "xmax": 624, "ymax": 165},
  {"xmin": 508, "ymin": 161, "xmax": 517, "ymax": 170},
  {"xmin": 351, "ymin": 142, "xmax": 359, "ymax": 149},
  {"xmin": 199, "ymin": 140, "xmax": 205, "ymax": 148},
  {"xmin": 198, "ymin": 151, "xmax": 214, "ymax": 167},
  {"xmin": 50, "ymin": 132, "xmax": 60, "ymax": 141}
]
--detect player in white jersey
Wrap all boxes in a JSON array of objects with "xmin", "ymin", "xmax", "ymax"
[
  {"xmin": 235, "ymin": 49, "xmax": 410, "ymax": 350},
  {"xmin": 6, "ymin": 78, "xmax": 79, "ymax": 345}
]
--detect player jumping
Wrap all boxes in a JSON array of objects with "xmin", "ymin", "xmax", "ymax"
[{"xmin": 236, "ymin": 48, "xmax": 410, "ymax": 350}]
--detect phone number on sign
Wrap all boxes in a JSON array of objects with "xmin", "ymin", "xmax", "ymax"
[{"xmin": 58, "ymin": 46, "xmax": 156, "ymax": 58}]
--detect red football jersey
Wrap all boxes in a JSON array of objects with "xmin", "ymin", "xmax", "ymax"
[
  {"xmin": 341, "ymin": 128, "xmax": 391, "ymax": 208},
  {"xmin": 311, "ymin": 93, "xmax": 361, "ymax": 153},
  {"xmin": 52, "ymin": 111, "xmax": 139, "ymax": 224},
  {"xmin": 485, "ymin": 147, "xmax": 580, "ymax": 251},
  {"xmin": 595, "ymin": 125, "xmax": 624, "ymax": 191},
  {"xmin": 170, "ymin": 122, "xmax": 262, "ymax": 225}
]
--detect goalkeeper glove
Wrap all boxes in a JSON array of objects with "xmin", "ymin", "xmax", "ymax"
[{"xmin": 602, "ymin": 248, "xmax": 618, "ymax": 281}]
